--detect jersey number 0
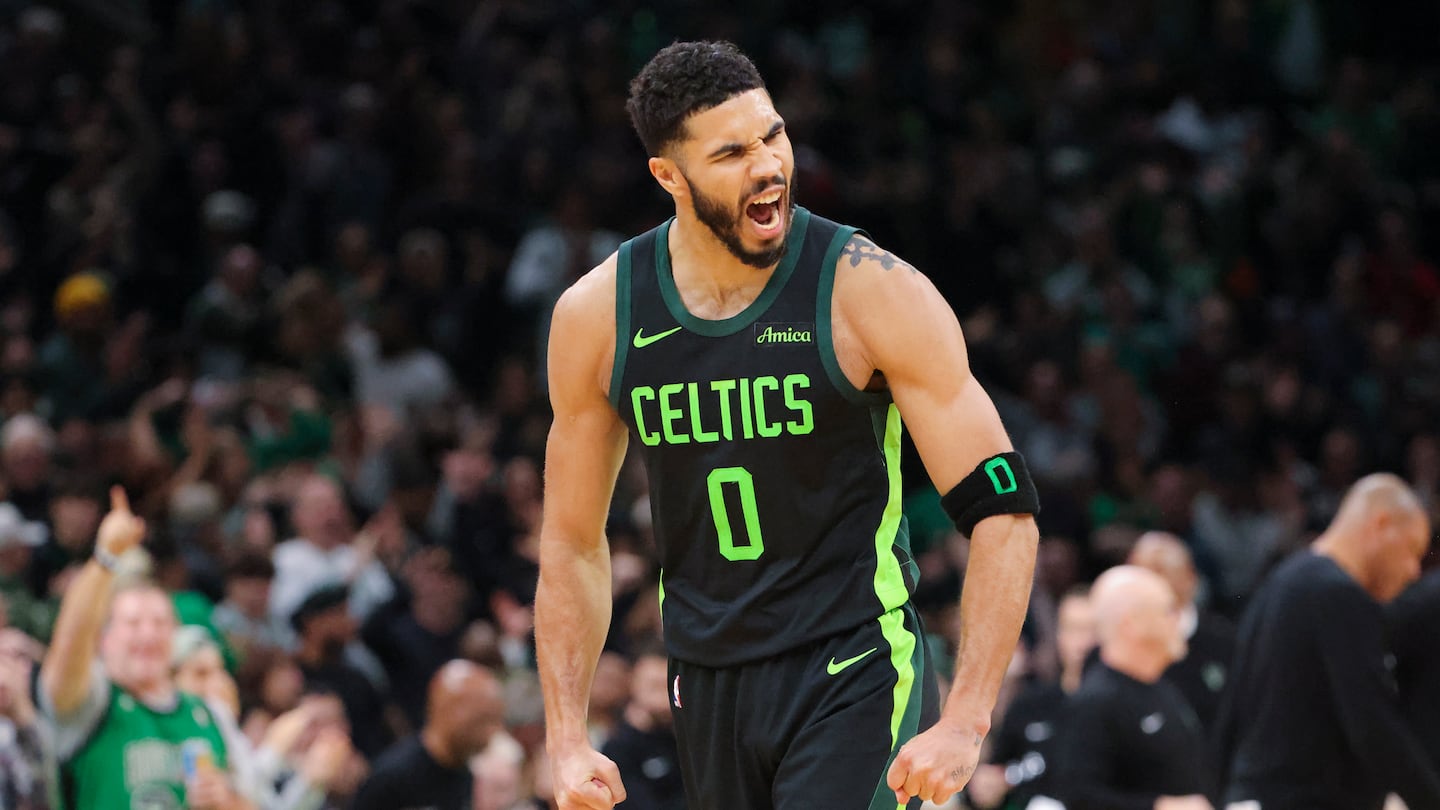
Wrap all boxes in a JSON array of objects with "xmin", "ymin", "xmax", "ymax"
[{"xmin": 706, "ymin": 466, "xmax": 765, "ymax": 561}]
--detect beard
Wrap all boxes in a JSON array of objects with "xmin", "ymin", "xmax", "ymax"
[{"xmin": 683, "ymin": 170, "xmax": 797, "ymax": 269}]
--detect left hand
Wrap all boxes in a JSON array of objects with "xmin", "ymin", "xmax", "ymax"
[{"xmin": 886, "ymin": 717, "xmax": 985, "ymax": 806}]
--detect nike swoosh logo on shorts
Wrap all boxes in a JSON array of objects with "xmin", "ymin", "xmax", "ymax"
[
  {"xmin": 633, "ymin": 326, "xmax": 683, "ymax": 348},
  {"xmin": 827, "ymin": 647, "xmax": 878, "ymax": 675}
]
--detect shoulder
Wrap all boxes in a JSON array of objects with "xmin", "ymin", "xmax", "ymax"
[
  {"xmin": 829, "ymin": 232, "xmax": 961, "ymax": 369},
  {"xmin": 554, "ymin": 252, "xmax": 619, "ymax": 319},
  {"xmin": 549, "ymin": 252, "xmax": 620, "ymax": 400},
  {"xmin": 831, "ymin": 232, "xmax": 929, "ymax": 304}
]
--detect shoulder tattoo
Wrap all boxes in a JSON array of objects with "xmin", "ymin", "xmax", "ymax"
[{"xmin": 840, "ymin": 234, "xmax": 916, "ymax": 274}]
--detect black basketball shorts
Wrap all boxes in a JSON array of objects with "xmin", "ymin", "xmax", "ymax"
[{"xmin": 668, "ymin": 603, "xmax": 941, "ymax": 810}]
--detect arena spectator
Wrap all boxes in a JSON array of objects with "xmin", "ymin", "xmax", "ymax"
[
  {"xmin": 0, "ymin": 627, "xmax": 45, "ymax": 810},
  {"xmin": 352, "ymin": 660, "xmax": 505, "ymax": 810},
  {"xmin": 1057, "ymin": 566, "xmax": 1213, "ymax": 810},
  {"xmin": 970, "ymin": 586, "xmax": 1096, "ymax": 809},
  {"xmin": 288, "ymin": 583, "xmax": 396, "ymax": 759},
  {"xmin": 600, "ymin": 641, "xmax": 683, "ymax": 810},
  {"xmin": 1128, "ymin": 531, "xmax": 1237, "ymax": 732},
  {"xmin": 40, "ymin": 488, "xmax": 248, "ymax": 810}
]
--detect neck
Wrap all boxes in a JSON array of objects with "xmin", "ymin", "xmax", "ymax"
[
  {"xmin": 122, "ymin": 678, "xmax": 176, "ymax": 706},
  {"xmin": 421, "ymin": 726, "xmax": 463, "ymax": 769},
  {"xmin": 1313, "ymin": 532, "xmax": 1372, "ymax": 595},
  {"xmin": 1100, "ymin": 644, "xmax": 1167, "ymax": 684},
  {"xmin": 669, "ymin": 211, "xmax": 776, "ymax": 295}
]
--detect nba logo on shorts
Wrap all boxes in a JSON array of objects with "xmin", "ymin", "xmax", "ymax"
[{"xmin": 672, "ymin": 675, "xmax": 682, "ymax": 709}]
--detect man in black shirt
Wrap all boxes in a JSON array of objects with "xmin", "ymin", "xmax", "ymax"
[
  {"xmin": 1391, "ymin": 567, "xmax": 1440, "ymax": 770},
  {"xmin": 601, "ymin": 642, "xmax": 684, "ymax": 810},
  {"xmin": 1128, "ymin": 532, "xmax": 1236, "ymax": 733},
  {"xmin": 970, "ymin": 586, "xmax": 1096, "ymax": 809},
  {"xmin": 292, "ymin": 584, "xmax": 395, "ymax": 758},
  {"xmin": 353, "ymin": 660, "xmax": 506, "ymax": 810},
  {"xmin": 1216, "ymin": 473, "xmax": 1440, "ymax": 810},
  {"xmin": 1058, "ymin": 565, "xmax": 1213, "ymax": 810}
]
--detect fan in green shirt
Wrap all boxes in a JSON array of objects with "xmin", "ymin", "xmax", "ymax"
[{"xmin": 37, "ymin": 488, "xmax": 250, "ymax": 810}]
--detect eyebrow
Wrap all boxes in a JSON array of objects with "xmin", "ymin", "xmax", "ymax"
[{"xmin": 707, "ymin": 120, "xmax": 785, "ymax": 160}]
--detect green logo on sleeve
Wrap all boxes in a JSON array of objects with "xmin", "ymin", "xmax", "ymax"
[{"xmin": 633, "ymin": 326, "xmax": 683, "ymax": 348}]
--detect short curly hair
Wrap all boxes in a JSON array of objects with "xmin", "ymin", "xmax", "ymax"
[{"xmin": 626, "ymin": 40, "xmax": 767, "ymax": 157}]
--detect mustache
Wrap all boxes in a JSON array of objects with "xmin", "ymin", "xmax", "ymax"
[{"xmin": 743, "ymin": 176, "xmax": 787, "ymax": 202}]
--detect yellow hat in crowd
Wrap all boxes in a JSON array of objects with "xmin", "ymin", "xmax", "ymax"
[{"xmin": 53, "ymin": 271, "xmax": 111, "ymax": 320}]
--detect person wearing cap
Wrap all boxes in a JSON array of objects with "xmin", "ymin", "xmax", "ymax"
[
  {"xmin": 38, "ymin": 487, "xmax": 253, "ymax": 809},
  {"xmin": 0, "ymin": 502, "xmax": 55, "ymax": 641}
]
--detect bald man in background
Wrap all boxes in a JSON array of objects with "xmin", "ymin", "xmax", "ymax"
[
  {"xmin": 352, "ymin": 660, "xmax": 506, "ymax": 810},
  {"xmin": 1057, "ymin": 565, "xmax": 1214, "ymax": 810},
  {"xmin": 1128, "ymin": 532, "xmax": 1236, "ymax": 732},
  {"xmin": 1216, "ymin": 473, "xmax": 1440, "ymax": 810}
]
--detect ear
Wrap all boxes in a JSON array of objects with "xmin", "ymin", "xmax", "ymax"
[{"xmin": 648, "ymin": 156, "xmax": 688, "ymax": 200}]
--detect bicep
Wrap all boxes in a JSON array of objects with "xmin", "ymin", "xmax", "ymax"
[
  {"xmin": 845, "ymin": 251, "xmax": 1013, "ymax": 492},
  {"xmin": 541, "ymin": 280, "xmax": 628, "ymax": 553}
]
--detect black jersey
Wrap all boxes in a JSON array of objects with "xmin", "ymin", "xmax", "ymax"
[{"xmin": 610, "ymin": 207, "xmax": 918, "ymax": 667}]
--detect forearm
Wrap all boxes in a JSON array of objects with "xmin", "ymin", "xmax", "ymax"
[
  {"xmin": 40, "ymin": 560, "xmax": 113, "ymax": 715},
  {"xmin": 946, "ymin": 514, "xmax": 1037, "ymax": 730},
  {"xmin": 535, "ymin": 538, "xmax": 613, "ymax": 750}
]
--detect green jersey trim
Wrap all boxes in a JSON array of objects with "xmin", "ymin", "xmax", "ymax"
[
  {"xmin": 654, "ymin": 208, "xmax": 812, "ymax": 337},
  {"xmin": 817, "ymin": 227, "xmax": 892, "ymax": 406},
  {"xmin": 608, "ymin": 240, "xmax": 635, "ymax": 410},
  {"xmin": 870, "ymin": 604, "xmax": 924, "ymax": 810},
  {"xmin": 872, "ymin": 403, "xmax": 909, "ymax": 610}
]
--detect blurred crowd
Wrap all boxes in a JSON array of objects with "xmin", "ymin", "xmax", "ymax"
[{"xmin": 0, "ymin": 0, "xmax": 1436, "ymax": 808}]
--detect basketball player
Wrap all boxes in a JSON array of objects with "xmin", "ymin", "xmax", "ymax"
[{"xmin": 535, "ymin": 40, "xmax": 1040, "ymax": 810}]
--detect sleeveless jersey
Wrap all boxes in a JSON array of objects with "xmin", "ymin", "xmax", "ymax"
[
  {"xmin": 611, "ymin": 206, "xmax": 918, "ymax": 667},
  {"xmin": 61, "ymin": 685, "xmax": 230, "ymax": 810}
]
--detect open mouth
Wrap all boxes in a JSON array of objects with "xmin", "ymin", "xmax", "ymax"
[{"xmin": 745, "ymin": 188, "xmax": 785, "ymax": 235}]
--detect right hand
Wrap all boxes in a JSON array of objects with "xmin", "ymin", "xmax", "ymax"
[
  {"xmin": 185, "ymin": 765, "xmax": 241, "ymax": 810},
  {"xmin": 300, "ymin": 729, "xmax": 353, "ymax": 788},
  {"xmin": 96, "ymin": 487, "xmax": 146, "ymax": 559},
  {"xmin": 551, "ymin": 745, "xmax": 627, "ymax": 809},
  {"xmin": 260, "ymin": 703, "xmax": 315, "ymax": 758},
  {"xmin": 1155, "ymin": 796, "xmax": 1214, "ymax": 810}
]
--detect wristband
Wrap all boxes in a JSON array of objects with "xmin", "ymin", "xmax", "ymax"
[{"xmin": 94, "ymin": 546, "xmax": 123, "ymax": 572}]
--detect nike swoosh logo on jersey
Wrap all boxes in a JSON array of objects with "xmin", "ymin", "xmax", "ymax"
[
  {"xmin": 827, "ymin": 647, "xmax": 878, "ymax": 675},
  {"xmin": 633, "ymin": 326, "xmax": 683, "ymax": 348}
]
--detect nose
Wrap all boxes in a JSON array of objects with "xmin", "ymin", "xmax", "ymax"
[{"xmin": 749, "ymin": 144, "xmax": 783, "ymax": 183}]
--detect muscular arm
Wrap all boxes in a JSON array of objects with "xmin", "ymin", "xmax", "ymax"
[
  {"xmin": 534, "ymin": 260, "xmax": 630, "ymax": 754},
  {"xmin": 839, "ymin": 235, "xmax": 1038, "ymax": 750}
]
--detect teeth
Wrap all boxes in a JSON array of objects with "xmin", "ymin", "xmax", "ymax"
[{"xmin": 755, "ymin": 190, "xmax": 781, "ymax": 205}]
